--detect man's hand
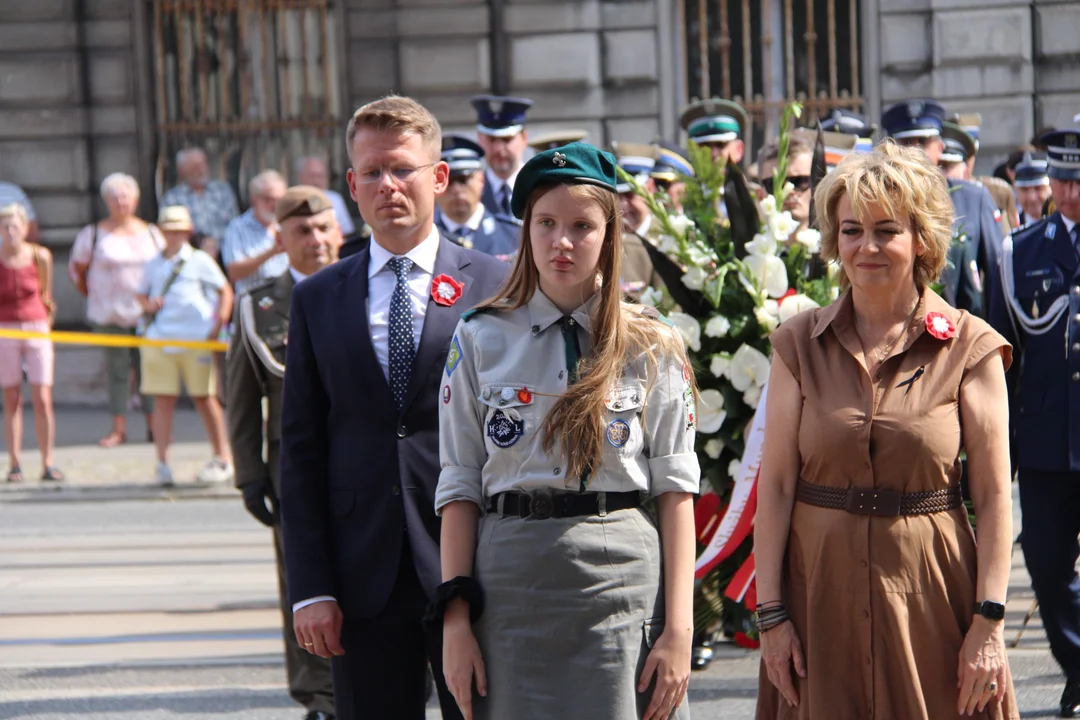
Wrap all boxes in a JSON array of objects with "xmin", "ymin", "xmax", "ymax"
[
  {"xmin": 240, "ymin": 478, "xmax": 276, "ymax": 527},
  {"xmin": 294, "ymin": 600, "xmax": 345, "ymax": 659}
]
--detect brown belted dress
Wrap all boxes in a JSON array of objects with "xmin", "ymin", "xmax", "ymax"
[{"xmin": 755, "ymin": 288, "xmax": 1020, "ymax": 720}]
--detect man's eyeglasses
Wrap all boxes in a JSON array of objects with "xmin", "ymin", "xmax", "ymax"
[
  {"xmin": 353, "ymin": 162, "xmax": 436, "ymax": 185},
  {"xmin": 762, "ymin": 175, "xmax": 812, "ymax": 194}
]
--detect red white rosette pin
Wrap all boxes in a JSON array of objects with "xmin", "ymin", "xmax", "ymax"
[
  {"xmin": 431, "ymin": 274, "xmax": 465, "ymax": 307},
  {"xmin": 925, "ymin": 311, "xmax": 956, "ymax": 340}
]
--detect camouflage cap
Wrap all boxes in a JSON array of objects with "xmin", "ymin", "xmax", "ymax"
[{"xmin": 275, "ymin": 185, "xmax": 334, "ymax": 223}]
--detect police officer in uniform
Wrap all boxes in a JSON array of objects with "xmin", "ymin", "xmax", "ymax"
[
  {"xmin": 611, "ymin": 141, "xmax": 664, "ymax": 298},
  {"xmin": 226, "ymin": 186, "xmax": 342, "ymax": 720},
  {"xmin": 1015, "ymin": 153, "xmax": 1053, "ymax": 227},
  {"xmin": 989, "ymin": 128, "xmax": 1080, "ymax": 718},
  {"xmin": 651, "ymin": 142, "xmax": 694, "ymax": 214},
  {"xmin": 943, "ymin": 115, "xmax": 1019, "ymax": 237},
  {"xmin": 882, "ymin": 99, "xmax": 1003, "ymax": 317},
  {"xmin": 434, "ymin": 134, "xmax": 520, "ymax": 258},
  {"xmin": 528, "ymin": 129, "xmax": 590, "ymax": 154},
  {"xmin": 471, "ymin": 95, "xmax": 533, "ymax": 217}
]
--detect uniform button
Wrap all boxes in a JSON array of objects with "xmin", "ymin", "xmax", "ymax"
[
  {"xmin": 1074, "ymin": 343, "xmax": 1080, "ymax": 354},
  {"xmin": 1075, "ymin": 313, "xmax": 1080, "ymax": 323},
  {"xmin": 1073, "ymin": 372, "xmax": 1080, "ymax": 382},
  {"xmin": 397, "ymin": 425, "xmax": 407, "ymax": 438},
  {"xmin": 553, "ymin": 467, "xmax": 561, "ymax": 475},
  {"xmin": 860, "ymin": 560, "xmax": 868, "ymax": 568},
  {"xmin": 531, "ymin": 324, "xmax": 540, "ymax": 334},
  {"xmin": 391, "ymin": 485, "xmax": 401, "ymax": 496},
  {"xmin": 1073, "ymin": 286, "xmax": 1080, "ymax": 296}
]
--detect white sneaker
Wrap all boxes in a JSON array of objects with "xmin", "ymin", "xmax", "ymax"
[
  {"xmin": 154, "ymin": 462, "xmax": 174, "ymax": 487},
  {"xmin": 195, "ymin": 457, "xmax": 233, "ymax": 484}
]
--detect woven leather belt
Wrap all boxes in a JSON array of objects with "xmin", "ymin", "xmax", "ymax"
[
  {"xmin": 489, "ymin": 490, "xmax": 642, "ymax": 519},
  {"xmin": 795, "ymin": 480, "xmax": 963, "ymax": 517}
]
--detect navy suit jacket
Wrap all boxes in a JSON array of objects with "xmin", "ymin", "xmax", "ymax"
[{"xmin": 279, "ymin": 235, "xmax": 508, "ymax": 620}]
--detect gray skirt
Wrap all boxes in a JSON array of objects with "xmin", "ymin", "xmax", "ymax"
[{"xmin": 472, "ymin": 505, "xmax": 691, "ymax": 720}]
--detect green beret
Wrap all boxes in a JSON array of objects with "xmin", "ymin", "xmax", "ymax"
[{"xmin": 510, "ymin": 141, "xmax": 618, "ymax": 219}]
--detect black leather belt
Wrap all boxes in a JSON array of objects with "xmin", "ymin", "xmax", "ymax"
[
  {"xmin": 488, "ymin": 490, "xmax": 642, "ymax": 519},
  {"xmin": 796, "ymin": 480, "xmax": 963, "ymax": 517}
]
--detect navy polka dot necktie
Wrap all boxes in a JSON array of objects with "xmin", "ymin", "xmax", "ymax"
[{"xmin": 387, "ymin": 256, "xmax": 415, "ymax": 411}]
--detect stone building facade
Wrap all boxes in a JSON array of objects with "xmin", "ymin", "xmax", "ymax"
[{"xmin": 0, "ymin": 0, "xmax": 1076, "ymax": 402}]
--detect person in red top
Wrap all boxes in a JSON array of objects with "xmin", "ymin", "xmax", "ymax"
[{"xmin": 0, "ymin": 203, "xmax": 61, "ymax": 483}]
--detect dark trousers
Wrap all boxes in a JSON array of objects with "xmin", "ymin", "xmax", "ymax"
[
  {"xmin": 331, "ymin": 543, "xmax": 462, "ymax": 720},
  {"xmin": 1019, "ymin": 468, "xmax": 1080, "ymax": 679},
  {"xmin": 274, "ymin": 525, "xmax": 335, "ymax": 714}
]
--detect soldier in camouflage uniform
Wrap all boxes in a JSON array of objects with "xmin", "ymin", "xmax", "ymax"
[{"xmin": 226, "ymin": 186, "xmax": 343, "ymax": 720}]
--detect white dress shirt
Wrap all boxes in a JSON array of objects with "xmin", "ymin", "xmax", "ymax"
[
  {"xmin": 292, "ymin": 225, "xmax": 441, "ymax": 615},
  {"xmin": 289, "ymin": 267, "xmax": 308, "ymax": 284},
  {"xmin": 439, "ymin": 204, "xmax": 485, "ymax": 235}
]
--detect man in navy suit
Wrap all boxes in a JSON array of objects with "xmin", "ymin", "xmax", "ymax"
[{"xmin": 280, "ymin": 96, "xmax": 507, "ymax": 720}]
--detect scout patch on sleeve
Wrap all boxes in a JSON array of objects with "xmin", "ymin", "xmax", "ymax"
[
  {"xmin": 606, "ymin": 419, "xmax": 631, "ymax": 448},
  {"xmin": 487, "ymin": 410, "xmax": 524, "ymax": 448},
  {"xmin": 442, "ymin": 385, "xmax": 452, "ymax": 404},
  {"xmin": 445, "ymin": 335, "xmax": 463, "ymax": 376}
]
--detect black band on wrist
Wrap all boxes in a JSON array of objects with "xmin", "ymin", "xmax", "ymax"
[{"xmin": 425, "ymin": 576, "xmax": 484, "ymax": 625}]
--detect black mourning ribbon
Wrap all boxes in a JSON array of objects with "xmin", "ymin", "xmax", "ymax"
[{"xmin": 895, "ymin": 366, "xmax": 926, "ymax": 395}]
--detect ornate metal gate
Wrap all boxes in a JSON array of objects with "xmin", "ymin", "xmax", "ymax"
[
  {"xmin": 150, "ymin": 0, "xmax": 344, "ymax": 203},
  {"xmin": 683, "ymin": 0, "xmax": 863, "ymax": 150}
]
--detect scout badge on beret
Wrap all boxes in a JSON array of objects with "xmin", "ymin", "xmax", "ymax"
[{"xmin": 510, "ymin": 142, "xmax": 619, "ymax": 219}]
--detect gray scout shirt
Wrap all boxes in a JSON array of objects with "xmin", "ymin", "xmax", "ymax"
[{"xmin": 435, "ymin": 290, "xmax": 700, "ymax": 515}]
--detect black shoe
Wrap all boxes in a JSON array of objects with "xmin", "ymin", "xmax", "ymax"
[
  {"xmin": 1061, "ymin": 679, "xmax": 1080, "ymax": 718},
  {"xmin": 304, "ymin": 713, "xmax": 334, "ymax": 720}
]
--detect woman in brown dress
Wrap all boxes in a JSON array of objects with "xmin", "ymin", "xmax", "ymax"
[{"xmin": 755, "ymin": 142, "xmax": 1020, "ymax": 719}]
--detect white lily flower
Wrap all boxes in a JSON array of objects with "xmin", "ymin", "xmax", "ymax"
[
  {"xmin": 698, "ymin": 389, "xmax": 727, "ymax": 434},
  {"xmin": 743, "ymin": 385, "xmax": 762, "ymax": 409},
  {"xmin": 729, "ymin": 344, "xmax": 771, "ymax": 391},
  {"xmin": 795, "ymin": 228, "xmax": 821, "ymax": 254},
  {"xmin": 764, "ymin": 298, "xmax": 779, "ymax": 316},
  {"xmin": 682, "ymin": 266, "xmax": 708, "ymax": 290},
  {"xmin": 745, "ymin": 254, "xmax": 789, "ymax": 298},
  {"xmin": 728, "ymin": 458, "xmax": 742, "ymax": 479},
  {"xmin": 639, "ymin": 286, "xmax": 664, "ymax": 307},
  {"xmin": 704, "ymin": 438, "xmax": 725, "ymax": 459},
  {"xmin": 744, "ymin": 232, "xmax": 777, "ymax": 257},
  {"xmin": 759, "ymin": 195, "xmax": 778, "ymax": 217},
  {"xmin": 704, "ymin": 315, "xmax": 731, "ymax": 338},
  {"xmin": 685, "ymin": 245, "xmax": 712, "ymax": 266},
  {"xmin": 755, "ymin": 306, "xmax": 779, "ymax": 332},
  {"xmin": 657, "ymin": 234, "xmax": 679, "ymax": 254},
  {"xmin": 710, "ymin": 353, "xmax": 731, "ymax": 378},
  {"xmin": 668, "ymin": 214, "xmax": 694, "ymax": 237},
  {"xmin": 768, "ymin": 211, "xmax": 797, "ymax": 243},
  {"xmin": 668, "ymin": 312, "xmax": 702, "ymax": 352},
  {"xmin": 778, "ymin": 293, "xmax": 821, "ymax": 324}
]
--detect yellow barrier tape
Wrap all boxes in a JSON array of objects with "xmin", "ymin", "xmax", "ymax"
[{"xmin": 0, "ymin": 328, "xmax": 228, "ymax": 352}]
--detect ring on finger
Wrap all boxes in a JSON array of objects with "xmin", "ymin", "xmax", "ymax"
[{"xmin": 987, "ymin": 681, "xmax": 998, "ymax": 692}]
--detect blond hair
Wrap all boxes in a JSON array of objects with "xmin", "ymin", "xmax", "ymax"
[
  {"xmin": 0, "ymin": 203, "xmax": 29, "ymax": 225},
  {"xmin": 478, "ymin": 183, "xmax": 689, "ymax": 480},
  {"xmin": 345, "ymin": 96, "xmax": 441, "ymax": 162},
  {"xmin": 814, "ymin": 141, "xmax": 953, "ymax": 290}
]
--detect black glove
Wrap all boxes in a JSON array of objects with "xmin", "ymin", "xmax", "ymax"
[{"xmin": 241, "ymin": 477, "xmax": 277, "ymax": 527}]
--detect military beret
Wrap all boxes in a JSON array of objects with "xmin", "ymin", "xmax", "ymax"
[
  {"xmin": 510, "ymin": 142, "xmax": 619, "ymax": 219},
  {"xmin": 275, "ymin": 185, "xmax": 333, "ymax": 223}
]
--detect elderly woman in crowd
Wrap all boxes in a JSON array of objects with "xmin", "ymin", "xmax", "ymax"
[
  {"xmin": 755, "ymin": 143, "xmax": 1019, "ymax": 719},
  {"xmin": 70, "ymin": 173, "xmax": 163, "ymax": 447},
  {"xmin": 0, "ymin": 203, "xmax": 61, "ymax": 482}
]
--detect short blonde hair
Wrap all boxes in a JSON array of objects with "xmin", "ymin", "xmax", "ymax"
[
  {"xmin": 0, "ymin": 203, "xmax": 29, "ymax": 225},
  {"xmin": 345, "ymin": 95, "xmax": 441, "ymax": 162},
  {"xmin": 814, "ymin": 141, "xmax": 953, "ymax": 290}
]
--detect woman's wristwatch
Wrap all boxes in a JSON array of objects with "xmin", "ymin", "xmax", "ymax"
[{"xmin": 974, "ymin": 600, "xmax": 1006, "ymax": 621}]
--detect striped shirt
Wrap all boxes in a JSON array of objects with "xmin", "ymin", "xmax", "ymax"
[
  {"xmin": 0, "ymin": 182, "xmax": 36, "ymax": 220},
  {"xmin": 221, "ymin": 209, "xmax": 287, "ymax": 295},
  {"xmin": 160, "ymin": 180, "xmax": 238, "ymax": 241}
]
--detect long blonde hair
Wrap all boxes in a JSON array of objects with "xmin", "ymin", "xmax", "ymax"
[{"xmin": 478, "ymin": 183, "xmax": 688, "ymax": 479}]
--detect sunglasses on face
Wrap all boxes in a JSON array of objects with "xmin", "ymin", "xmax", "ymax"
[{"xmin": 762, "ymin": 175, "xmax": 811, "ymax": 194}]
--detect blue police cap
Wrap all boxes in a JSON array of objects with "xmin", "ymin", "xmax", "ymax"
[
  {"xmin": 441, "ymin": 133, "xmax": 485, "ymax": 175},
  {"xmin": 940, "ymin": 122, "xmax": 977, "ymax": 164},
  {"xmin": 882, "ymin": 99, "xmax": 946, "ymax": 140},
  {"xmin": 1041, "ymin": 129, "xmax": 1080, "ymax": 181},
  {"xmin": 652, "ymin": 142, "xmax": 695, "ymax": 182},
  {"xmin": 470, "ymin": 95, "xmax": 533, "ymax": 138},
  {"xmin": 610, "ymin": 141, "xmax": 657, "ymax": 193},
  {"xmin": 1014, "ymin": 152, "xmax": 1050, "ymax": 188},
  {"xmin": 819, "ymin": 109, "xmax": 874, "ymax": 136}
]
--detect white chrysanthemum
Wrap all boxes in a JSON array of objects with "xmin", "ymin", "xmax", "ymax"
[
  {"xmin": 768, "ymin": 211, "xmax": 797, "ymax": 243},
  {"xmin": 728, "ymin": 458, "xmax": 742, "ymax": 479},
  {"xmin": 778, "ymin": 293, "xmax": 821, "ymax": 324},
  {"xmin": 698, "ymin": 389, "xmax": 727, "ymax": 434},
  {"xmin": 668, "ymin": 312, "xmax": 701, "ymax": 352},
  {"xmin": 755, "ymin": 306, "xmax": 779, "ymax": 332},
  {"xmin": 704, "ymin": 315, "xmax": 731, "ymax": 338},
  {"xmin": 745, "ymin": 254, "xmax": 789, "ymax": 298},
  {"xmin": 668, "ymin": 214, "xmax": 694, "ymax": 237},
  {"xmin": 729, "ymin": 344, "xmax": 771, "ymax": 391},
  {"xmin": 657, "ymin": 234, "xmax": 679, "ymax": 254},
  {"xmin": 639, "ymin": 286, "xmax": 664, "ymax": 307},
  {"xmin": 710, "ymin": 353, "xmax": 731, "ymax": 378},
  {"xmin": 744, "ymin": 232, "xmax": 777, "ymax": 257},
  {"xmin": 795, "ymin": 228, "xmax": 821, "ymax": 254},
  {"xmin": 704, "ymin": 438, "xmax": 725, "ymax": 459},
  {"xmin": 681, "ymin": 266, "xmax": 708, "ymax": 290},
  {"xmin": 759, "ymin": 195, "xmax": 778, "ymax": 217},
  {"xmin": 743, "ymin": 385, "xmax": 762, "ymax": 409}
]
